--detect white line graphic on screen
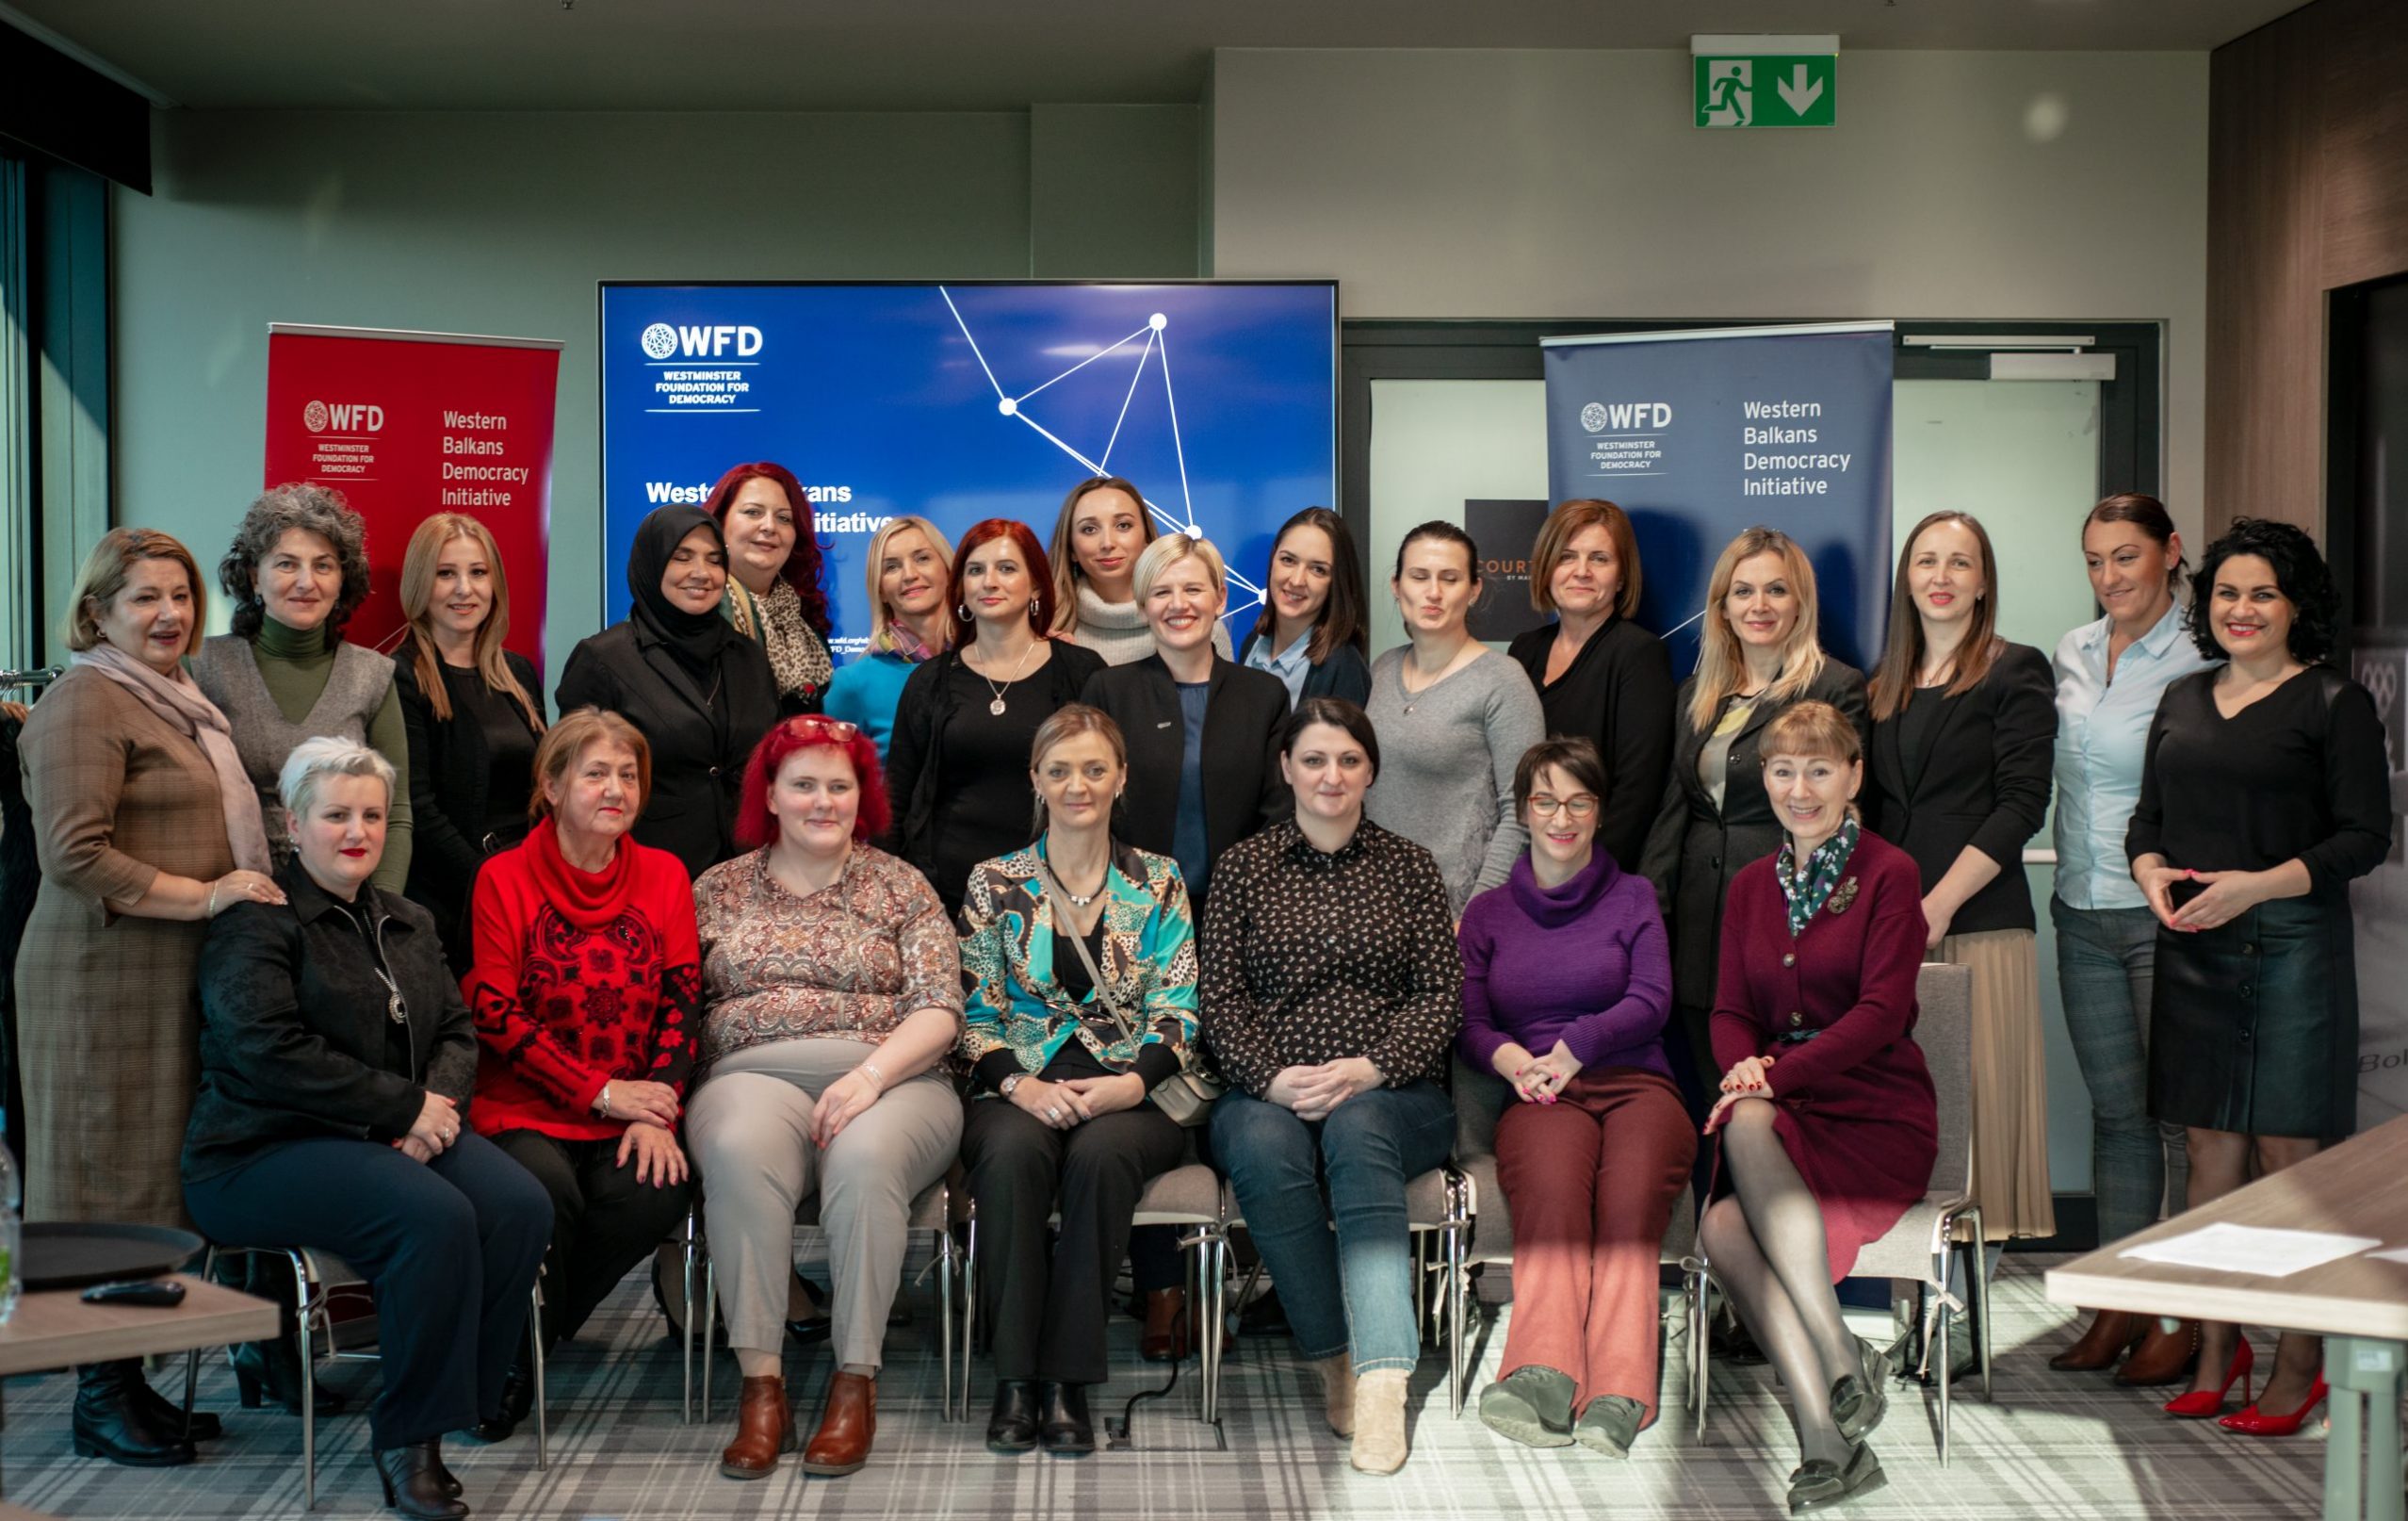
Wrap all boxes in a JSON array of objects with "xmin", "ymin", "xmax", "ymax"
[{"xmin": 939, "ymin": 289, "xmax": 1268, "ymax": 617}]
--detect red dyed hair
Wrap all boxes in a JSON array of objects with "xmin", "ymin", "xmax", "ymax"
[
  {"xmin": 705, "ymin": 461, "xmax": 832, "ymax": 637},
  {"xmin": 734, "ymin": 715, "xmax": 890, "ymax": 848},
  {"xmin": 949, "ymin": 517, "xmax": 1056, "ymax": 647}
]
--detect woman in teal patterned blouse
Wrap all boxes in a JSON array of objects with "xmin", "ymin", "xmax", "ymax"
[{"xmin": 956, "ymin": 704, "xmax": 1200, "ymax": 1459}]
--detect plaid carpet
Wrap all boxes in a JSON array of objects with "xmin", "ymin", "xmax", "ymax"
[{"xmin": 0, "ymin": 1253, "xmax": 2331, "ymax": 1519}]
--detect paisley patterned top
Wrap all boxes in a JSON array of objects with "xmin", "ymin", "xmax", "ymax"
[
  {"xmin": 691, "ymin": 843, "xmax": 964, "ymax": 1071},
  {"xmin": 956, "ymin": 838, "xmax": 1199, "ymax": 1088}
]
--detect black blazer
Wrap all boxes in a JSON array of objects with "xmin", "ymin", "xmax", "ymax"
[
  {"xmin": 1638, "ymin": 658, "xmax": 1871, "ymax": 1013},
  {"xmin": 185, "ymin": 861, "xmax": 478, "ymax": 1184},
  {"xmin": 1081, "ymin": 653, "xmax": 1293, "ymax": 904},
  {"xmin": 1238, "ymin": 630, "xmax": 1372, "ymax": 708},
  {"xmin": 391, "ymin": 649, "xmax": 545, "ymax": 963},
  {"xmin": 554, "ymin": 622, "xmax": 779, "ymax": 879},
  {"xmin": 1865, "ymin": 643, "xmax": 2057, "ymax": 935},
  {"xmin": 1505, "ymin": 615, "xmax": 1676, "ymax": 871}
]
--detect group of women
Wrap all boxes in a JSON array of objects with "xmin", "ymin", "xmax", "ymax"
[{"xmin": 7, "ymin": 456, "xmax": 2387, "ymax": 1516}]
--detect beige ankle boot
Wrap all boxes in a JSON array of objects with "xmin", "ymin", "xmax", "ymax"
[
  {"xmin": 1306, "ymin": 1353, "xmax": 1357, "ymax": 1437},
  {"xmin": 1350, "ymin": 1368, "xmax": 1410, "ymax": 1475}
]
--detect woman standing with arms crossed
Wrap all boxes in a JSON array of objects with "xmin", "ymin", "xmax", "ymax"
[
  {"xmin": 2127, "ymin": 518, "xmax": 2390, "ymax": 1433},
  {"xmin": 709, "ymin": 462, "xmax": 836, "ymax": 715},
  {"xmin": 822, "ymin": 515, "xmax": 954, "ymax": 757},
  {"xmin": 1364, "ymin": 522, "xmax": 1545, "ymax": 920},
  {"xmin": 391, "ymin": 514, "xmax": 546, "ymax": 973},
  {"xmin": 1047, "ymin": 475, "xmax": 1230, "ymax": 665},
  {"xmin": 194, "ymin": 484, "xmax": 413, "ymax": 891},
  {"xmin": 556, "ymin": 504, "xmax": 780, "ymax": 878},
  {"xmin": 1864, "ymin": 512, "xmax": 2057, "ymax": 1248},
  {"xmin": 18, "ymin": 529, "xmax": 283, "ymax": 1465},
  {"xmin": 1237, "ymin": 506, "xmax": 1372, "ymax": 708},
  {"xmin": 2046, "ymin": 495, "xmax": 2213, "ymax": 1380},
  {"xmin": 1505, "ymin": 500, "xmax": 1674, "ymax": 869},
  {"xmin": 882, "ymin": 519, "xmax": 1106, "ymax": 918},
  {"xmin": 1639, "ymin": 528, "xmax": 1870, "ymax": 1120},
  {"xmin": 1202, "ymin": 699, "xmax": 1462, "ymax": 1475}
]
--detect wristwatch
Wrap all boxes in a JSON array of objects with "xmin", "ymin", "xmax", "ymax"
[{"xmin": 998, "ymin": 1072, "xmax": 1029, "ymax": 1101}]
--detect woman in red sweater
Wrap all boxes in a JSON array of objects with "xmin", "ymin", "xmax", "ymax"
[
  {"xmin": 463, "ymin": 708, "xmax": 700, "ymax": 1438},
  {"xmin": 1700, "ymin": 700, "xmax": 1935, "ymax": 1514}
]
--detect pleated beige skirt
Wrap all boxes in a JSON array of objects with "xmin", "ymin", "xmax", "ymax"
[{"xmin": 1934, "ymin": 927, "xmax": 2056, "ymax": 1241}]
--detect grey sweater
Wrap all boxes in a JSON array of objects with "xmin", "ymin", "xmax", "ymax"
[{"xmin": 1363, "ymin": 646, "xmax": 1546, "ymax": 918}]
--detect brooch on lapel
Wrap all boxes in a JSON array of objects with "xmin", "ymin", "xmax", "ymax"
[{"xmin": 1825, "ymin": 876, "xmax": 1861, "ymax": 916}]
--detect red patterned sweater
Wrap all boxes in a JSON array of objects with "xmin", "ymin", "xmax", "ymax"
[{"xmin": 463, "ymin": 816, "xmax": 701, "ymax": 1139}]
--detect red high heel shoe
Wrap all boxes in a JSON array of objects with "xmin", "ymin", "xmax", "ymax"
[
  {"xmin": 2218, "ymin": 1375, "xmax": 2327, "ymax": 1436},
  {"xmin": 2163, "ymin": 1337, "xmax": 2253, "ymax": 1418}
]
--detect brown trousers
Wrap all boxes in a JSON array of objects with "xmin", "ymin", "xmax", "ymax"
[{"xmin": 1493, "ymin": 1067, "xmax": 1695, "ymax": 1422}]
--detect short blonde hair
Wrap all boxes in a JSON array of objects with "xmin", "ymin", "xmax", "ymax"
[
  {"xmin": 66, "ymin": 529, "xmax": 207, "ymax": 657},
  {"xmin": 1131, "ymin": 532, "xmax": 1225, "ymax": 604},
  {"xmin": 1760, "ymin": 700, "xmax": 1862, "ymax": 766},
  {"xmin": 864, "ymin": 515, "xmax": 955, "ymax": 654},
  {"xmin": 279, "ymin": 735, "xmax": 397, "ymax": 817}
]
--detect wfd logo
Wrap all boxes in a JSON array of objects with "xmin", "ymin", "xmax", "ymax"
[
  {"xmin": 304, "ymin": 400, "xmax": 383, "ymax": 433},
  {"xmin": 1581, "ymin": 401, "xmax": 1673, "ymax": 433},
  {"xmin": 641, "ymin": 321, "xmax": 763, "ymax": 359}
]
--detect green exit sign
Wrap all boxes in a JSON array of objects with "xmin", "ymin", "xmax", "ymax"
[{"xmin": 1692, "ymin": 37, "xmax": 1837, "ymax": 128}]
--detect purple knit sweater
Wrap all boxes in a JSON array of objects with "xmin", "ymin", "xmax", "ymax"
[{"xmin": 1456, "ymin": 848, "xmax": 1673, "ymax": 1079}]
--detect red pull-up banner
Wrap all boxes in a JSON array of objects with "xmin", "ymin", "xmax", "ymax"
[{"xmin": 263, "ymin": 324, "xmax": 561, "ymax": 664}]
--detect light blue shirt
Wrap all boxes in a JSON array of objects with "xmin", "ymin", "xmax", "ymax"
[
  {"xmin": 2051, "ymin": 601, "xmax": 2218, "ymax": 909},
  {"xmin": 1242, "ymin": 628, "xmax": 1311, "ymax": 707}
]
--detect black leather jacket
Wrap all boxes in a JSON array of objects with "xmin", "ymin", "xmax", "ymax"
[{"xmin": 183, "ymin": 859, "xmax": 477, "ymax": 1184}]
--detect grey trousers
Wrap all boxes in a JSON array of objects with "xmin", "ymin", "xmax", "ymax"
[{"xmin": 686, "ymin": 1038, "xmax": 962, "ymax": 1371}]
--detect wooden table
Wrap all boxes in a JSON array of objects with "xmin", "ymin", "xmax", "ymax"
[
  {"xmin": 2047, "ymin": 1114, "xmax": 2408, "ymax": 1521},
  {"xmin": 0, "ymin": 1274, "xmax": 277, "ymax": 1494}
]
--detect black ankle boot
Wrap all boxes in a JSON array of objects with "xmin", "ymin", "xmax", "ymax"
[
  {"xmin": 985, "ymin": 1380, "xmax": 1038, "ymax": 1453},
  {"xmin": 231, "ymin": 1336, "xmax": 348, "ymax": 1416},
  {"xmin": 129, "ymin": 1376, "xmax": 221, "ymax": 1440},
  {"xmin": 471, "ymin": 1362, "xmax": 535, "ymax": 1443},
  {"xmin": 72, "ymin": 1362, "xmax": 196, "ymax": 1467},
  {"xmin": 1037, "ymin": 1381, "xmax": 1094, "ymax": 1455},
  {"xmin": 375, "ymin": 1440, "xmax": 470, "ymax": 1520}
]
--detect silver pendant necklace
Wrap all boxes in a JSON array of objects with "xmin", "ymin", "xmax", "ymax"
[{"xmin": 971, "ymin": 639, "xmax": 1039, "ymax": 716}]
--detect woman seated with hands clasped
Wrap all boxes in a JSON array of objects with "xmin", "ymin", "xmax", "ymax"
[
  {"xmin": 1698, "ymin": 701, "xmax": 1935, "ymax": 1515},
  {"xmin": 1457, "ymin": 737, "xmax": 1692, "ymax": 1457},
  {"xmin": 1200, "ymin": 697, "xmax": 1462, "ymax": 1477},
  {"xmin": 462, "ymin": 711, "xmax": 699, "ymax": 1439},
  {"xmin": 688, "ymin": 715, "xmax": 966, "ymax": 1481},
  {"xmin": 958, "ymin": 706, "xmax": 1200, "ymax": 1460},
  {"xmin": 186, "ymin": 738, "xmax": 549, "ymax": 1521}
]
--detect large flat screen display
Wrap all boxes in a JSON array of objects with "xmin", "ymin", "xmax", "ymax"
[{"xmin": 599, "ymin": 281, "xmax": 1340, "ymax": 653}]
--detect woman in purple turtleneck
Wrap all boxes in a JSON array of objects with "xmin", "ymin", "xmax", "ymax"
[{"xmin": 1456, "ymin": 736, "xmax": 1694, "ymax": 1458}]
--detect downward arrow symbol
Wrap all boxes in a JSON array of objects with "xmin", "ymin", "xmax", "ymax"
[{"xmin": 1778, "ymin": 65, "xmax": 1824, "ymax": 116}]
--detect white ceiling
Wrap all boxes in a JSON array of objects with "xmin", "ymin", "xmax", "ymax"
[{"xmin": 8, "ymin": 0, "xmax": 2311, "ymax": 111}]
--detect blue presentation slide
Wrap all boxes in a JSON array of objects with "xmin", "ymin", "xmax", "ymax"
[{"xmin": 599, "ymin": 282, "xmax": 1338, "ymax": 653}]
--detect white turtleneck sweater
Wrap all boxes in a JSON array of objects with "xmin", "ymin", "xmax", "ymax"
[{"xmin": 1064, "ymin": 581, "xmax": 1236, "ymax": 666}]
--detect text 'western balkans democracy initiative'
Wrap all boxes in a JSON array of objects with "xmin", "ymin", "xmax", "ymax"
[{"xmin": 1739, "ymin": 400, "xmax": 1853, "ymax": 496}]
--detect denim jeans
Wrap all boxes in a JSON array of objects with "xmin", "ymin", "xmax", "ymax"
[
  {"xmin": 2051, "ymin": 894, "xmax": 2188, "ymax": 1244},
  {"xmin": 1211, "ymin": 1082, "xmax": 1455, "ymax": 1374}
]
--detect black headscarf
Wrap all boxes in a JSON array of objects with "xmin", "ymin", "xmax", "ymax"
[{"xmin": 627, "ymin": 504, "xmax": 739, "ymax": 679}]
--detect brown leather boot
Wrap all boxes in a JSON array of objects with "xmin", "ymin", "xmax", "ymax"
[
  {"xmin": 2115, "ymin": 1318, "xmax": 2202, "ymax": 1387},
  {"xmin": 719, "ymin": 1374, "xmax": 795, "ymax": 1480},
  {"xmin": 800, "ymin": 1371, "xmax": 876, "ymax": 1477},
  {"xmin": 1141, "ymin": 1288, "xmax": 1191, "ymax": 1363},
  {"xmin": 2050, "ymin": 1308, "xmax": 2148, "ymax": 1371}
]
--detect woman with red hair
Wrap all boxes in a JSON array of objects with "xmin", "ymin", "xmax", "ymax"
[
  {"xmin": 881, "ymin": 518, "xmax": 1107, "ymax": 916},
  {"xmin": 687, "ymin": 715, "xmax": 966, "ymax": 1480},
  {"xmin": 708, "ymin": 462, "xmax": 836, "ymax": 714}
]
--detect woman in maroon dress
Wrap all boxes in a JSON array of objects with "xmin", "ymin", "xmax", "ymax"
[{"xmin": 1699, "ymin": 700, "xmax": 1935, "ymax": 1513}]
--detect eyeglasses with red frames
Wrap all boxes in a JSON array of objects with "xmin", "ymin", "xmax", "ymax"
[{"xmin": 793, "ymin": 716, "xmax": 860, "ymax": 741}]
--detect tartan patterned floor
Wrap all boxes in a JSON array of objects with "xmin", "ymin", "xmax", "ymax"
[{"xmin": 0, "ymin": 1253, "xmax": 2332, "ymax": 1519}]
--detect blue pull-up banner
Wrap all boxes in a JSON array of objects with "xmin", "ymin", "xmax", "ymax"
[{"xmin": 1541, "ymin": 321, "xmax": 1894, "ymax": 673}]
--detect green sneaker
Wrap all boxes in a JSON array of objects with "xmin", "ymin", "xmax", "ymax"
[
  {"xmin": 1475, "ymin": 1366, "xmax": 1577, "ymax": 1449},
  {"xmin": 1571, "ymin": 1394, "xmax": 1643, "ymax": 1458}
]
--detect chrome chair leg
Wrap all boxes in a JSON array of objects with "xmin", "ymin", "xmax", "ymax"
[
  {"xmin": 529, "ymin": 1279, "xmax": 548, "ymax": 1472},
  {"xmin": 700, "ymin": 1260, "xmax": 719, "ymax": 1424},
  {"xmin": 1966, "ymin": 1205, "xmax": 1993, "ymax": 1398},
  {"xmin": 937, "ymin": 1211, "xmax": 958, "ymax": 1423},
  {"xmin": 296, "ymin": 1256, "xmax": 317, "ymax": 1511},
  {"xmin": 681, "ymin": 1210, "xmax": 698, "ymax": 1425},
  {"xmin": 959, "ymin": 1204, "xmax": 978, "ymax": 1423}
]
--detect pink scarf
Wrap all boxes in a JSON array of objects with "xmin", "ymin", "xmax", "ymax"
[{"xmin": 72, "ymin": 644, "xmax": 272, "ymax": 872}]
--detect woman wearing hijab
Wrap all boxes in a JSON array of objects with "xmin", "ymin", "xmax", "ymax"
[{"xmin": 557, "ymin": 505, "xmax": 781, "ymax": 878}]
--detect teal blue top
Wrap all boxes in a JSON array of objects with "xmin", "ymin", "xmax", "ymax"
[{"xmin": 823, "ymin": 648, "xmax": 918, "ymax": 759}]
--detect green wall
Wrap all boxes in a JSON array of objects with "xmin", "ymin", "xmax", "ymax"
[{"xmin": 111, "ymin": 106, "xmax": 1200, "ymax": 682}]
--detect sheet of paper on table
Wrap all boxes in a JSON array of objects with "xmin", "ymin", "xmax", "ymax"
[
  {"xmin": 2119, "ymin": 1222, "xmax": 2382, "ymax": 1278},
  {"xmin": 2365, "ymin": 1246, "xmax": 2408, "ymax": 1266}
]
